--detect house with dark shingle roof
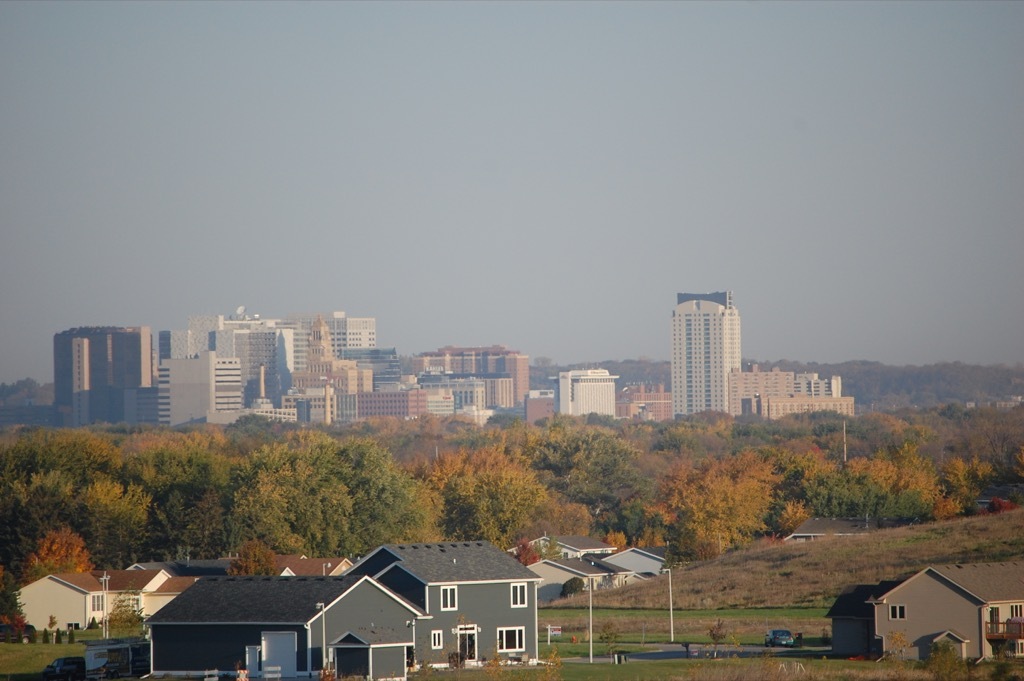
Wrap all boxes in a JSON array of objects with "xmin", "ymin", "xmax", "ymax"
[
  {"xmin": 146, "ymin": 574, "xmax": 424, "ymax": 680},
  {"xmin": 128, "ymin": 559, "xmax": 235, "ymax": 576},
  {"xmin": 784, "ymin": 517, "xmax": 917, "ymax": 542},
  {"xmin": 19, "ymin": 569, "xmax": 172, "ymax": 631},
  {"xmin": 600, "ymin": 546, "xmax": 667, "ymax": 576},
  {"xmin": 347, "ymin": 542, "xmax": 542, "ymax": 668},
  {"xmin": 527, "ymin": 557, "xmax": 639, "ymax": 602},
  {"xmin": 826, "ymin": 579, "xmax": 905, "ymax": 658},
  {"xmin": 524, "ymin": 535, "xmax": 617, "ymax": 559},
  {"xmin": 828, "ymin": 562, "xmax": 1024, "ymax": 660},
  {"xmin": 131, "ymin": 554, "xmax": 353, "ymax": 577}
]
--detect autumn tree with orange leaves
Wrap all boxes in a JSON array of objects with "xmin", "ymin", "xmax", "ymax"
[
  {"xmin": 660, "ymin": 451, "xmax": 780, "ymax": 561},
  {"xmin": 22, "ymin": 527, "xmax": 93, "ymax": 584}
]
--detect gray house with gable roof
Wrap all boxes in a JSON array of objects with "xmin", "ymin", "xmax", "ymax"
[
  {"xmin": 348, "ymin": 542, "xmax": 542, "ymax": 668},
  {"xmin": 146, "ymin": 574, "xmax": 423, "ymax": 680}
]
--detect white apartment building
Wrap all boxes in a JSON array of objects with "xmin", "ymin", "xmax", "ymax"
[
  {"xmin": 671, "ymin": 291, "xmax": 742, "ymax": 416},
  {"xmin": 158, "ymin": 351, "xmax": 242, "ymax": 426},
  {"xmin": 556, "ymin": 369, "xmax": 619, "ymax": 417}
]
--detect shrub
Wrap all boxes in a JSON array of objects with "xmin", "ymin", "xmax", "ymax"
[
  {"xmin": 925, "ymin": 641, "xmax": 966, "ymax": 681},
  {"xmin": 560, "ymin": 577, "xmax": 584, "ymax": 598}
]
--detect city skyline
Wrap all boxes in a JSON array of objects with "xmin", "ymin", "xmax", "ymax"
[{"xmin": 3, "ymin": 2, "xmax": 1023, "ymax": 385}]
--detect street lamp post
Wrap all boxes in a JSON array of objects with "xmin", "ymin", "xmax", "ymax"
[
  {"xmin": 665, "ymin": 567, "xmax": 674, "ymax": 643},
  {"xmin": 588, "ymin": 576, "xmax": 594, "ymax": 664},
  {"xmin": 99, "ymin": 572, "xmax": 110, "ymax": 639},
  {"xmin": 316, "ymin": 602, "xmax": 326, "ymax": 671}
]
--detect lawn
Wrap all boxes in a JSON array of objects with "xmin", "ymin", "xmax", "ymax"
[
  {"xmin": 0, "ymin": 640, "xmax": 86, "ymax": 680},
  {"xmin": 538, "ymin": 607, "xmax": 831, "ymax": 647},
  {"xmin": 0, "ymin": 629, "xmax": 112, "ymax": 680}
]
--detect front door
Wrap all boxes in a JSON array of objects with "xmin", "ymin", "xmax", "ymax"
[{"xmin": 457, "ymin": 625, "xmax": 477, "ymax": 663}]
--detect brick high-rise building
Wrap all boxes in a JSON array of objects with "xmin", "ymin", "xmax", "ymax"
[{"xmin": 53, "ymin": 326, "xmax": 154, "ymax": 426}]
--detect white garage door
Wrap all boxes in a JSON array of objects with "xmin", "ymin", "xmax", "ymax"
[{"xmin": 262, "ymin": 631, "xmax": 297, "ymax": 678}]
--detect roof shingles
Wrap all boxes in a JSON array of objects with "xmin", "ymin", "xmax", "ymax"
[
  {"xmin": 373, "ymin": 542, "xmax": 539, "ymax": 584},
  {"xmin": 146, "ymin": 576, "xmax": 364, "ymax": 624}
]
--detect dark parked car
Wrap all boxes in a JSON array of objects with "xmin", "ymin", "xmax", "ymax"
[
  {"xmin": 42, "ymin": 657, "xmax": 87, "ymax": 681},
  {"xmin": 764, "ymin": 629, "xmax": 796, "ymax": 647},
  {"xmin": 0, "ymin": 622, "xmax": 36, "ymax": 643}
]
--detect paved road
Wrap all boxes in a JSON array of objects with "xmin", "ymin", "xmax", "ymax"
[{"xmin": 567, "ymin": 644, "xmax": 828, "ymax": 663}]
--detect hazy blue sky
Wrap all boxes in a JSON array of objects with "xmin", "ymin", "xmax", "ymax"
[{"xmin": 2, "ymin": 1, "xmax": 1023, "ymax": 385}]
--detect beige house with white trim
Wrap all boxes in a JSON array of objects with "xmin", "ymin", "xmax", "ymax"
[
  {"xmin": 829, "ymin": 562, "xmax": 1024, "ymax": 661},
  {"xmin": 19, "ymin": 569, "xmax": 173, "ymax": 630}
]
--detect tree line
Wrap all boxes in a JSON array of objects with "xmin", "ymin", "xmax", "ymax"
[{"xmin": 0, "ymin": 404, "xmax": 1022, "ymax": 589}]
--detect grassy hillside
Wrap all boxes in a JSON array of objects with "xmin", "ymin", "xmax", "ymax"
[{"xmin": 554, "ymin": 509, "xmax": 1024, "ymax": 610}]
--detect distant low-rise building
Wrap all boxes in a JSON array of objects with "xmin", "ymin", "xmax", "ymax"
[
  {"xmin": 524, "ymin": 390, "xmax": 555, "ymax": 425},
  {"xmin": 616, "ymin": 384, "xmax": 673, "ymax": 421},
  {"xmin": 729, "ymin": 365, "xmax": 853, "ymax": 419},
  {"xmin": 158, "ymin": 351, "xmax": 243, "ymax": 426},
  {"xmin": 356, "ymin": 388, "xmax": 429, "ymax": 420},
  {"xmin": 556, "ymin": 370, "xmax": 618, "ymax": 417},
  {"xmin": 413, "ymin": 346, "xmax": 530, "ymax": 405}
]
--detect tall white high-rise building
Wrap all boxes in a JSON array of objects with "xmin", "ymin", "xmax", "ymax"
[{"xmin": 671, "ymin": 291, "xmax": 742, "ymax": 416}]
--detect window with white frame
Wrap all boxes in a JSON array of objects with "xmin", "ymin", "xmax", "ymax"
[
  {"xmin": 440, "ymin": 585, "xmax": 458, "ymax": 611},
  {"xmin": 497, "ymin": 627, "xmax": 525, "ymax": 653},
  {"xmin": 1011, "ymin": 604, "xmax": 1023, "ymax": 619},
  {"xmin": 511, "ymin": 582, "xmax": 527, "ymax": 608},
  {"xmin": 91, "ymin": 595, "xmax": 104, "ymax": 611},
  {"xmin": 431, "ymin": 630, "xmax": 443, "ymax": 650},
  {"xmin": 889, "ymin": 604, "xmax": 906, "ymax": 620}
]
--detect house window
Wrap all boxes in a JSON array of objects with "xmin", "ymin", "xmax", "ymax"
[
  {"xmin": 1011, "ymin": 604, "xmax": 1023, "ymax": 619},
  {"xmin": 431, "ymin": 630, "xmax": 443, "ymax": 650},
  {"xmin": 511, "ymin": 583, "xmax": 527, "ymax": 608},
  {"xmin": 497, "ymin": 627, "xmax": 525, "ymax": 652},
  {"xmin": 889, "ymin": 605, "xmax": 906, "ymax": 620},
  {"xmin": 91, "ymin": 595, "xmax": 104, "ymax": 612},
  {"xmin": 440, "ymin": 586, "xmax": 457, "ymax": 611}
]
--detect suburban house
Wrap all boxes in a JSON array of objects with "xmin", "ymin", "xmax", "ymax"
[
  {"xmin": 130, "ymin": 554, "xmax": 351, "ymax": 577},
  {"xmin": 828, "ymin": 562, "xmax": 1024, "ymax": 660},
  {"xmin": 129, "ymin": 559, "xmax": 234, "ymax": 576},
  {"xmin": 785, "ymin": 517, "xmax": 917, "ymax": 542},
  {"xmin": 526, "ymin": 535, "xmax": 617, "ymax": 559},
  {"xmin": 976, "ymin": 484, "xmax": 1024, "ymax": 510},
  {"xmin": 347, "ymin": 542, "xmax": 542, "ymax": 668},
  {"xmin": 146, "ymin": 574, "xmax": 423, "ymax": 680},
  {"xmin": 20, "ymin": 569, "xmax": 173, "ymax": 631},
  {"xmin": 600, "ymin": 546, "xmax": 667, "ymax": 576},
  {"xmin": 275, "ymin": 555, "xmax": 352, "ymax": 576},
  {"xmin": 826, "ymin": 580, "xmax": 906, "ymax": 659},
  {"xmin": 528, "ymin": 557, "xmax": 638, "ymax": 602}
]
